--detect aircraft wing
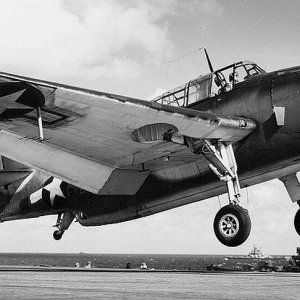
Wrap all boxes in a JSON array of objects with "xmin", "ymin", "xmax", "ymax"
[{"xmin": 0, "ymin": 72, "xmax": 256, "ymax": 194}]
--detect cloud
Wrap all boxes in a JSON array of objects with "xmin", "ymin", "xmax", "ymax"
[
  {"xmin": 200, "ymin": 0, "xmax": 224, "ymax": 17},
  {"xmin": 0, "ymin": 0, "xmax": 175, "ymax": 88},
  {"xmin": 0, "ymin": 0, "xmax": 224, "ymax": 94}
]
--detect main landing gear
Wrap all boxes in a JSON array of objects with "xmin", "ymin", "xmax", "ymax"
[
  {"xmin": 187, "ymin": 139, "xmax": 251, "ymax": 247},
  {"xmin": 53, "ymin": 211, "xmax": 74, "ymax": 240}
]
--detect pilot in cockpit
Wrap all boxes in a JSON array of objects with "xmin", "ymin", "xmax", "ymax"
[
  {"xmin": 215, "ymin": 73, "xmax": 231, "ymax": 94},
  {"xmin": 229, "ymin": 71, "xmax": 239, "ymax": 86}
]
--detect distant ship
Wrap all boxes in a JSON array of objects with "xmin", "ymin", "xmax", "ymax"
[
  {"xmin": 226, "ymin": 246, "xmax": 267, "ymax": 259},
  {"xmin": 247, "ymin": 246, "xmax": 266, "ymax": 259}
]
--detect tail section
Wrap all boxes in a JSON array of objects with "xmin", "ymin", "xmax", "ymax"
[
  {"xmin": 0, "ymin": 156, "xmax": 52, "ymax": 220},
  {"xmin": 0, "ymin": 156, "xmax": 32, "ymax": 210},
  {"xmin": 0, "ymin": 156, "xmax": 31, "ymax": 187}
]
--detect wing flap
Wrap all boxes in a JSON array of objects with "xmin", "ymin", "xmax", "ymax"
[{"xmin": 0, "ymin": 131, "xmax": 114, "ymax": 194}]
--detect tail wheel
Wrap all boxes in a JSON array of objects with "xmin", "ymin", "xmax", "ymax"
[
  {"xmin": 53, "ymin": 230, "xmax": 64, "ymax": 240},
  {"xmin": 214, "ymin": 204, "xmax": 251, "ymax": 247},
  {"xmin": 294, "ymin": 209, "xmax": 300, "ymax": 236}
]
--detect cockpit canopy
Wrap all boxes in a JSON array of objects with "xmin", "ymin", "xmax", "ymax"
[{"xmin": 153, "ymin": 61, "xmax": 265, "ymax": 107}]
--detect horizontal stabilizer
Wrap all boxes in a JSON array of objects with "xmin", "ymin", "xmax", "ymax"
[{"xmin": 0, "ymin": 170, "xmax": 31, "ymax": 186}]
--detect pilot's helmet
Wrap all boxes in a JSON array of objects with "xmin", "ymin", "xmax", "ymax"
[{"xmin": 229, "ymin": 72, "xmax": 239, "ymax": 82}]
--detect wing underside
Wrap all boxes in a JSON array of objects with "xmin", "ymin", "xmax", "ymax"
[{"xmin": 0, "ymin": 72, "xmax": 256, "ymax": 194}]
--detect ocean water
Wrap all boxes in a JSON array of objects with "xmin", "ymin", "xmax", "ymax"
[
  {"xmin": 0, "ymin": 253, "xmax": 289, "ymax": 270},
  {"xmin": 0, "ymin": 271, "xmax": 299, "ymax": 299}
]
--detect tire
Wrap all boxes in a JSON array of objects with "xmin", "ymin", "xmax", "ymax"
[
  {"xmin": 294, "ymin": 209, "xmax": 300, "ymax": 236},
  {"xmin": 53, "ymin": 230, "xmax": 63, "ymax": 240},
  {"xmin": 213, "ymin": 204, "xmax": 251, "ymax": 247}
]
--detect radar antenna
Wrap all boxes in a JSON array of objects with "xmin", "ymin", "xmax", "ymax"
[{"xmin": 204, "ymin": 48, "xmax": 214, "ymax": 73}]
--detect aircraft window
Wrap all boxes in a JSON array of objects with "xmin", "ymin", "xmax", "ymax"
[
  {"xmin": 153, "ymin": 85, "xmax": 187, "ymax": 107},
  {"xmin": 248, "ymin": 68, "xmax": 258, "ymax": 75},
  {"xmin": 188, "ymin": 75, "xmax": 211, "ymax": 104},
  {"xmin": 153, "ymin": 62, "xmax": 265, "ymax": 105},
  {"xmin": 244, "ymin": 64, "xmax": 261, "ymax": 77},
  {"xmin": 153, "ymin": 75, "xmax": 212, "ymax": 107},
  {"xmin": 231, "ymin": 66, "xmax": 248, "ymax": 85}
]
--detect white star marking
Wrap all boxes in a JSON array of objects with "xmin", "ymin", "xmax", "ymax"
[
  {"xmin": 43, "ymin": 178, "xmax": 65, "ymax": 206},
  {"xmin": 29, "ymin": 178, "xmax": 65, "ymax": 206}
]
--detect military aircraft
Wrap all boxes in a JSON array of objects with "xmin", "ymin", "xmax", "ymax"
[{"xmin": 0, "ymin": 53, "xmax": 299, "ymax": 247}]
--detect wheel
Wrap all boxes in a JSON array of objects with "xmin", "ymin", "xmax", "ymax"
[
  {"xmin": 53, "ymin": 230, "xmax": 64, "ymax": 240},
  {"xmin": 294, "ymin": 209, "xmax": 300, "ymax": 236},
  {"xmin": 213, "ymin": 204, "xmax": 251, "ymax": 247}
]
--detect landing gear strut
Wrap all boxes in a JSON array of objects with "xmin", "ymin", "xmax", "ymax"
[
  {"xmin": 53, "ymin": 211, "xmax": 74, "ymax": 240},
  {"xmin": 187, "ymin": 139, "xmax": 251, "ymax": 247}
]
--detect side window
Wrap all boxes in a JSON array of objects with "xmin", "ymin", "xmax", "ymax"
[
  {"xmin": 188, "ymin": 76, "xmax": 212, "ymax": 104},
  {"xmin": 169, "ymin": 88, "xmax": 186, "ymax": 107},
  {"xmin": 231, "ymin": 66, "xmax": 248, "ymax": 86},
  {"xmin": 244, "ymin": 64, "xmax": 260, "ymax": 79},
  {"xmin": 153, "ymin": 86, "xmax": 187, "ymax": 107},
  {"xmin": 188, "ymin": 83, "xmax": 199, "ymax": 104}
]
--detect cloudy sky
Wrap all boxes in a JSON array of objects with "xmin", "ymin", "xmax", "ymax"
[{"xmin": 0, "ymin": 0, "xmax": 299, "ymax": 255}]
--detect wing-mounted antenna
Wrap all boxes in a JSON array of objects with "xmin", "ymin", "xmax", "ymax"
[{"xmin": 204, "ymin": 48, "xmax": 214, "ymax": 73}]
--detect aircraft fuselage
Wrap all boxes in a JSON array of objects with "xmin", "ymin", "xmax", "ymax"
[{"xmin": 73, "ymin": 65, "xmax": 300, "ymax": 226}]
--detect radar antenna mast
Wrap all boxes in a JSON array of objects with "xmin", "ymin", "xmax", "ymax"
[{"xmin": 204, "ymin": 48, "xmax": 214, "ymax": 73}]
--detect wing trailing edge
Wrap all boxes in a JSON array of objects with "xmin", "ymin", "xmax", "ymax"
[{"xmin": 0, "ymin": 131, "xmax": 114, "ymax": 194}]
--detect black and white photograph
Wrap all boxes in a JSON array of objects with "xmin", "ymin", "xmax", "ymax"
[{"xmin": 0, "ymin": 0, "xmax": 299, "ymax": 299}]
